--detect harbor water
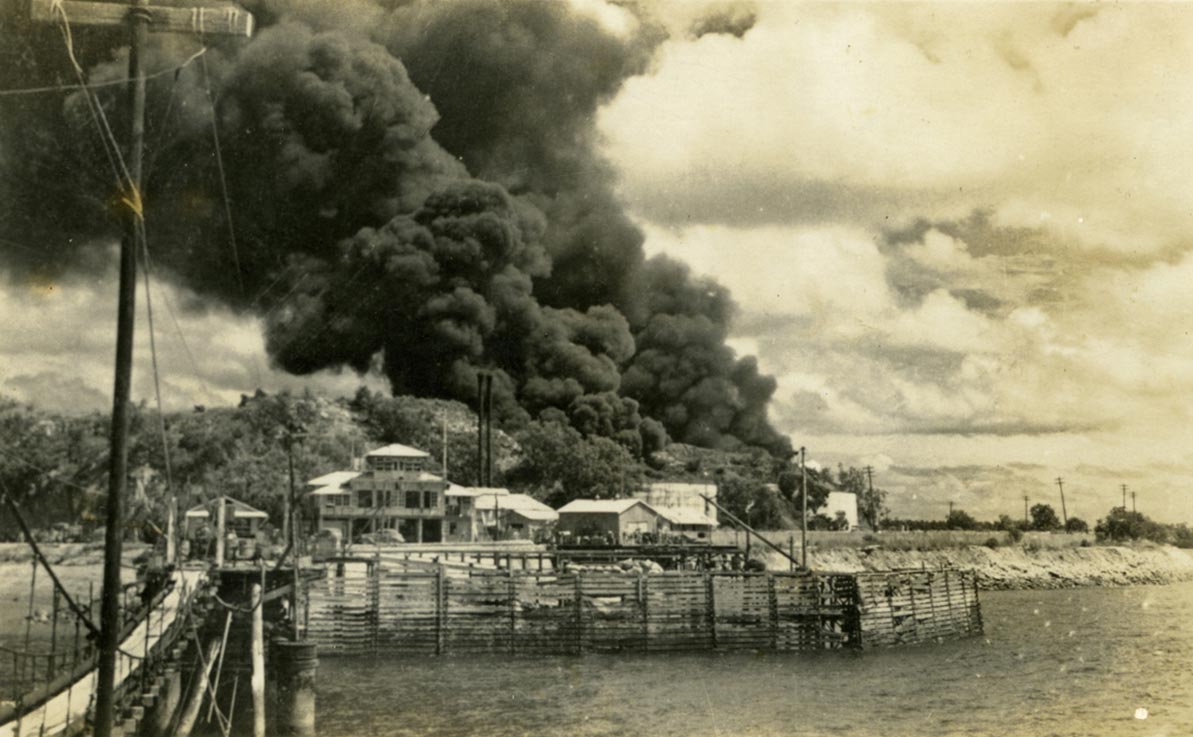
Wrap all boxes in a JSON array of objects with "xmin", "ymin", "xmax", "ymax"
[{"xmin": 316, "ymin": 581, "xmax": 1193, "ymax": 737}]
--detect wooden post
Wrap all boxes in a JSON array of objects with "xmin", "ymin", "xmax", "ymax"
[
  {"xmin": 175, "ymin": 639, "xmax": 221, "ymax": 737},
  {"xmin": 767, "ymin": 575, "xmax": 778, "ymax": 651},
  {"xmin": 251, "ymin": 582, "xmax": 265, "ymax": 737},
  {"xmin": 215, "ymin": 498, "xmax": 226, "ymax": 568},
  {"xmin": 166, "ymin": 495, "xmax": 177, "ymax": 565},
  {"xmin": 435, "ymin": 565, "xmax": 445, "ymax": 656},
  {"xmin": 46, "ymin": 585, "xmax": 60, "ymax": 679},
  {"xmin": 639, "ymin": 574, "xmax": 649, "ymax": 649},
  {"xmin": 573, "ymin": 573, "xmax": 584, "ymax": 655},
  {"xmin": 507, "ymin": 569, "xmax": 516, "ymax": 654},
  {"xmin": 706, "ymin": 573, "xmax": 717, "ymax": 649}
]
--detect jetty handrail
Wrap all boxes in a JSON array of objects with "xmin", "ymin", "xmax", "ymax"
[{"xmin": 1, "ymin": 491, "xmax": 100, "ymax": 636}]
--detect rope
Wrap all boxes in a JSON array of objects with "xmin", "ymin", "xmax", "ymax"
[
  {"xmin": 53, "ymin": 2, "xmax": 134, "ymax": 200},
  {"xmin": 198, "ymin": 50, "xmax": 244, "ymax": 295},
  {"xmin": 138, "ymin": 238, "xmax": 177, "ymax": 502},
  {"xmin": 210, "ymin": 592, "xmax": 260, "ymax": 615}
]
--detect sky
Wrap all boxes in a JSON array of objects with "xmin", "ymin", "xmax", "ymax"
[{"xmin": 2, "ymin": 1, "xmax": 1192, "ymax": 524}]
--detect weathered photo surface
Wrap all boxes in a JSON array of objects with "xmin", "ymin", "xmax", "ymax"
[{"xmin": 1, "ymin": 2, "xmax": 1191, "ymax": 737}]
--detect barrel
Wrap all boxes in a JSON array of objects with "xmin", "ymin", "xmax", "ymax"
[{"xmin": 270, "ymin": 640, "xmax": 318, "ymax": 737}]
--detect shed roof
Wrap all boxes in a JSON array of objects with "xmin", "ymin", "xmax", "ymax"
[
  {"xmin": 655, "ymin": 507, "xmax": 717, "ymax": 527},
  {"xmin": 185, "ymin": 496, "xmax": 268, "ymax": 520},
  {"xmin": 556, "ymin": 498, "xmax": 654, "ymax": 515},
  {"xmin": 506, "ymin": 508, "xmax": 559, "ymax": 522},
  {"xmin": 475, "ymin": 493, "xmax": 553, "ymax": 513},
  {"xmin": 365, "ymin": 443, "xmax": 429, "ymax": 458}
]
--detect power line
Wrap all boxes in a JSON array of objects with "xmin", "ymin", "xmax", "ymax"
[{"xmin": 0, "ymin": 47, "xmax": 208, "ymax": 98}]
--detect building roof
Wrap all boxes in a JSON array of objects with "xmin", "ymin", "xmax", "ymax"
[
  {"xmin": 185, "ymin": 496, "xmax": 268, "ymax": 520},
  {"xmin": 556, "ymin": 498, "xmax": 654, "ymax": 515},
  {"xmin": 646, "ymin": 481, "xmax": 717, "ymax": 494},
  {"xmin": 446, "ymin": 485, "xmax": 511, "ymax": 497},
  {"xmin": 309, "ymin": 484, "xmax": 350, "ymax": 496},
  {"xmin": 477, "ymin": 493, "xmax": 558, "ymax": 522},
  {"xmin": 506, "ymin": 508, "xmax": 559, "ymax": 522},
  {"xmin": 305, "ymin": 470, "xmax": 360, "ymax": 488},
  {"xmin": 365, "ymin": 443, "xmax": 429, "ymax": 458},
  {"xmin": 476, "ymin": 493, "xmax": 552, "ymax": 511},
  {"xmin": 655, "ymin": 507, "xmax": 717, "ymax": 527}
]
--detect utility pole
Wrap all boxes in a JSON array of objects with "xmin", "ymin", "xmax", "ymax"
[
  {"xmin": 441, "ymin": 411, "xmax": 448, "ymax": 477},
  {"xmin": 1024, "ymin": 495, "xmax": 1029, "ymax": 526},
  {"xmin": 800, "ymin": 446, "xmax": 808, "ymax": 570},
  {"xmin": 948, "ymin": 500, "xmax": 955, "ymax": 517},
  {"xmin": 864, "ymin": 465, "xmax": 876, "ymax": 530},
  {"xmin": 1122, "ymin": 484, "xmax": 1128, "ymax": 511},
  {"xmin": 1055, "ymin": 477, "xmax": 1068, "ymax": 527},
  {"xmin": 1131, "ymin": 491, "xmax": 1136, "ymax": 513},
  {"xmin": 285, "ymin": 423, "xmax": 305, "ymax": 554},
  {"xmin": 25, "ymin": 4, "xmax": 252, "ymax": 735}
]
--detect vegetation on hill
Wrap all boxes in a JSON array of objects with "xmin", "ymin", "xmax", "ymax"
[{"xmin": 1, "ymin": 389, "xmax": 858, "ymax": 540}]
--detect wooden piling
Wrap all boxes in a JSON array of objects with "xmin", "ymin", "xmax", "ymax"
[
  {"xmin": 251, "ymin": 582, "xmax": 265, "ymax": 737},
  {"xmin": 175, "ymin": 639, "xmax": 221, "ymax": 737}
]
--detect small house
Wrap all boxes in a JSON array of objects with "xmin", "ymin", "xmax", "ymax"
[
  {"xmin": 184, "ymin": 496, "xmax": 268, "ymax": 539},
  {"xmin": 556, "ymin": 499, "xmax": 663, "ymax": 544}
]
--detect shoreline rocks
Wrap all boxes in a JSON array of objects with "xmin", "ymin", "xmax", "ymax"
[{"xmin": 788, "ymin": 542, "xmax": 1193, "ymax": 591}]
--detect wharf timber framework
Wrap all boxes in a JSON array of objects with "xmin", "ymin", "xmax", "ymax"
[{"xmin": 307, "ymin": 566, "xmax": 982, "ymax": 655}]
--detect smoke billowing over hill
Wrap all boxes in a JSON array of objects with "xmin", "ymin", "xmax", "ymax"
[{"xmin": 0, "ymin": 0, "xmax": 789, "ymax": 457}]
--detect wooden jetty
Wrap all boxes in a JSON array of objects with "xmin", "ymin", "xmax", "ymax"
[{"xmin": 0, "ymin": 569, "xmax": 206, "ymax": 737}]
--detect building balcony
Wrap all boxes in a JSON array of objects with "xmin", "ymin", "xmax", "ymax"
[{"xmin": 320, "ymin": 505, "xmax": 444, "ymax": 519}]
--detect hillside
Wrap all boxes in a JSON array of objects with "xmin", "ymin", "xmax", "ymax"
[{"xmin": 0, "ymin": 389, "xmax": 805, "ymax": 540}]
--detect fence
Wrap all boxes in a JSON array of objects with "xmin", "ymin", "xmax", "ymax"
[{"xmin": 307, "ymin": 566, "xmax": 981, "ymax": 655}]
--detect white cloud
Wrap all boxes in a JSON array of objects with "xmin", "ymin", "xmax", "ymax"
[
  {"xmin": 0, "ymin": 271, "xmax": 386, "ymax": 413},
  {"xmin": 603, "ymin": 2, "xmax": 1193, "ymax": 253}
]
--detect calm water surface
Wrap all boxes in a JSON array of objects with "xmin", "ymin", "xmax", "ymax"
[{"xmin": 316, "ymin": 582, "xmax": 1193, "ymax": 737}]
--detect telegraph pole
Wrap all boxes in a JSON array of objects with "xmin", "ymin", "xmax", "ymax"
[
  {"xmin": 1024, "ymin": 495, "xmax": 1029, "ymax": 526},
  {"xmin": 800, "ymin": 446, "xmax": 808, "ymax": 569},
  {"xmin": 25, "ymin": 3, "xmax": 253, "ymax": 735},
  {"xmin": 1122, "ymin": 484, "xmax": 1128, "ymax": 511},
  {"xmin": 1131, "ymin": 491, "xmax": 1136, "ymax": 514},
  {"xmin": 864, "ymin": 465, "xmax": 876, "ymax": 530},
  {"xmin": 1055, "ymin": 477, "xmax": 1068, "ymax": 527}
]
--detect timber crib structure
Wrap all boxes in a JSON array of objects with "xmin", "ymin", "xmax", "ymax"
[{"xmin": 306, "ymin": 566, "xmax": 982, "ymax": 655}]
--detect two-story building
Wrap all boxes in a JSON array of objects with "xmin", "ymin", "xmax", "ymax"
[{"xmin": 307, "ymin": 443, "xmax": 449, "ymax": 544}]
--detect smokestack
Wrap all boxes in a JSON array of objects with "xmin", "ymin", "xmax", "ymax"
[
  {"xmin": 477, "ymin": 372, "xmax": 485, "ymax": 486},
  {"xmin": 485, "ymin": 373, "xmax": 494, "ymax": 487}
]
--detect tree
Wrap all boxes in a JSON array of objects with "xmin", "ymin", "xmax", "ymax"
[
  {"xmin": 1095, "ymin": 507, "xmax": 1168, "ymax": 544},
  {"xmin": 716, "ymin": 473, "xmax": 785, "ymax": 530},
  {"xmin": 790, "ymin": 467, "xmax": 832, "ymax": 516},
  {"xmin": 1064, "ymin": 517, "xmax": 1089, "ymax": 534},
  {"xmin": 945, "ymin": 508, "xmax": 979, "ymax": 530},
  {"xmin": 507, "ymin": 418, "xmax": 642, "ymax": 507},
  {"xmin": 1029, "ymin": 503, "xmax": 1061, "ymax": 531}
]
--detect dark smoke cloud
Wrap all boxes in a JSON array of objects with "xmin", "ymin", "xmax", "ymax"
[{"xmin": 0, "ymin": 0, "xmax": 790, "ymax": 457}]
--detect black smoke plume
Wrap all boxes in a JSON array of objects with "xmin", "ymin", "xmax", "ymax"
[{"xmin": 0, "ymin": 0, "xmax": 791, "ymax": 458}]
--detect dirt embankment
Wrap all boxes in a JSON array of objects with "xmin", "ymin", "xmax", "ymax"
[{"xmin": 781, "ymin": 543, "xmax": 1193, "ymax": 590}]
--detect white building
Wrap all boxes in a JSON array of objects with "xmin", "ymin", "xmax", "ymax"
[{"xmin": 822, "ymin": 491, "xmax": 859, "ymax": 530}]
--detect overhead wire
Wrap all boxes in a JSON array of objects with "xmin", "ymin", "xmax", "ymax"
[{"xmin": 0, "ymin": 47, "xmax": 208, "ymax": 98}]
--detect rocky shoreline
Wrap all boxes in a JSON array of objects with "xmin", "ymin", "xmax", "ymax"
[{"xmin": 792, "ymin": 542, "xmax": 1193, "ymax": 590}]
